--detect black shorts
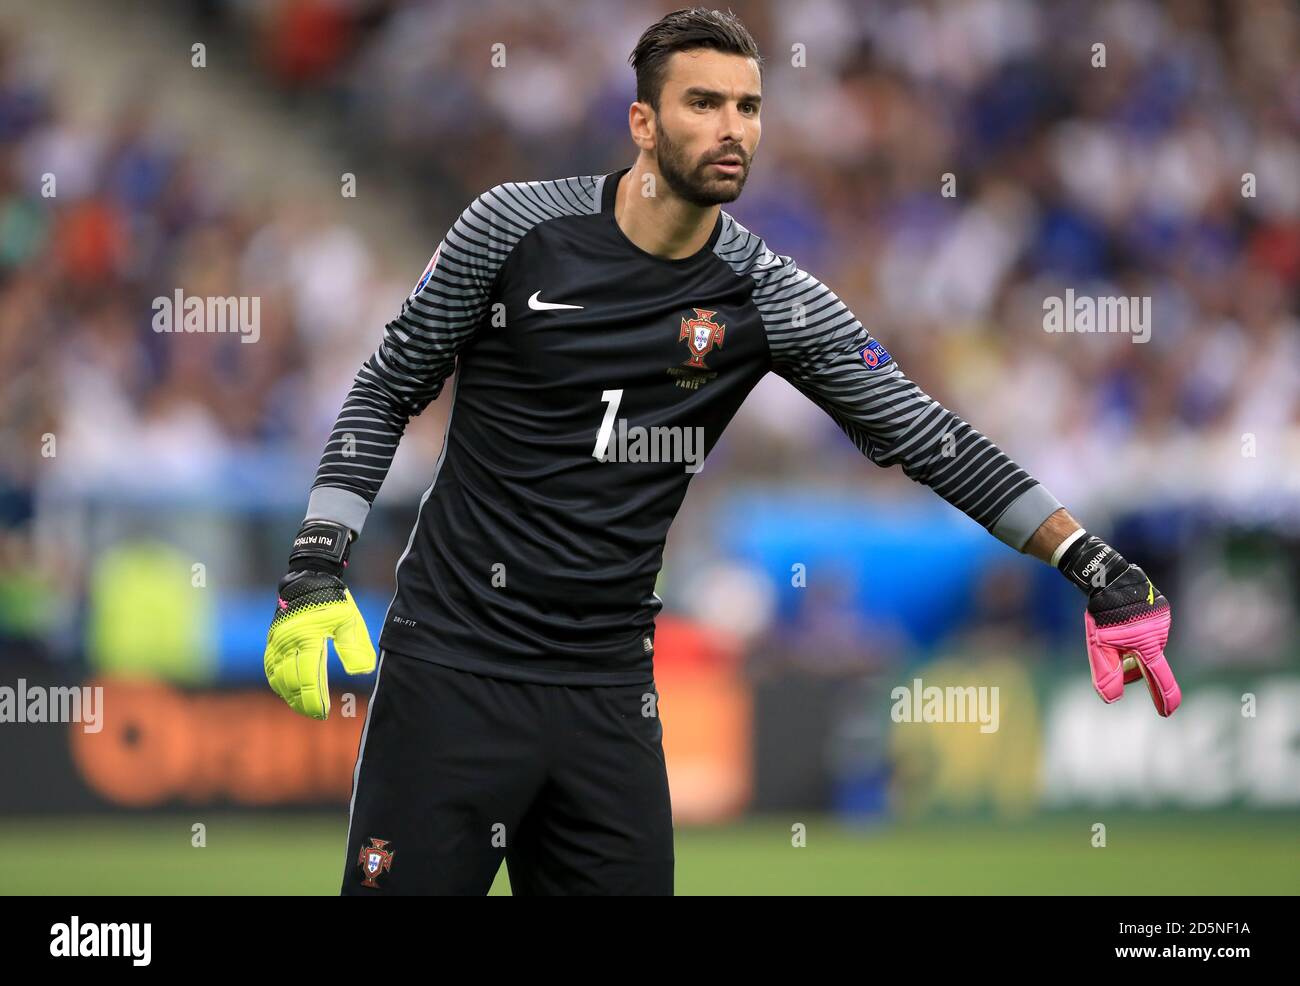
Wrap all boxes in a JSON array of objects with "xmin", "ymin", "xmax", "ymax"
[{"xmin": 341, "ymin": 650, "xmax": 674, "ymax": 895}]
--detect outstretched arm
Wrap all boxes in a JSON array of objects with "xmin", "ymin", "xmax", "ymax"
[
  {"xmin": 760, "ymin": 257, "xmax": 1060, "ymax": 552},
  {"xmin": 759, "ymin": 256, "xmax": 1179, "ymax": 716}
]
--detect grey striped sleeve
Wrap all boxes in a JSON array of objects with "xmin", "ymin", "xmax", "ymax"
[
  {"xmin": 720, "ymin": 219, "xmax": 1061, "ymax": 551},
  {"xmin": 306, "ymin": 175, "xmax": 601, "ymax": 535}
]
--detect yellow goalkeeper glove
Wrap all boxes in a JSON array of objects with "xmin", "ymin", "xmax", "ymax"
[{"xmin": 264, "ymin": 521, "xmax": 376, "ymax": 720}]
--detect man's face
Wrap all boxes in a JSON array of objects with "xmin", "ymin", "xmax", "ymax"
[{"xmin": 651, "ymin": 48, "xmax": 761, "ymax": 207}]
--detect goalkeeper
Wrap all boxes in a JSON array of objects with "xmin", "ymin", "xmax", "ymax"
[{"xmin": 263, "ymin": 7, "xmax": 1179, "ymax": 896}]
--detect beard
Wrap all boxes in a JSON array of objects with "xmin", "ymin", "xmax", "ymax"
[{"xmin": 655, "ymin": 117, "xmax": 750, "ymax": 207}]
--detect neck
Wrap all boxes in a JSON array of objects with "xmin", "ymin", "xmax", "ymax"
[{"xmin": 614, "ymin": 160, "xmax": 720, "ymax": 260}]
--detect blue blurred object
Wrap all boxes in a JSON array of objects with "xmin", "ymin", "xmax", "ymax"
[
  {"xmin": 1033, "ymin": 205, "xmax": 1113, "ymax": 280},
  {"xmin": 718, "ymin": 491, "xmax": 1025, "ymax": 649}
]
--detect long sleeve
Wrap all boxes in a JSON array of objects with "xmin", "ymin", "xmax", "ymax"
[
  {"xmin": 303, "ymin": 186, "xmax": 514, "ymax": 534},
  {"xmin": 759, "ymin": 256, "xmax": 1061, "ymax": 551}
]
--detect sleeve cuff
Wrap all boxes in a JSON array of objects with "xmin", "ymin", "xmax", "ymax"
[
  {"xmin": 305, "ymin": 486, "xmax": 373, "ymax": 537},
  {"xmin": 989, "ymin": 484, "xmax": 1063, "ymax": 553}
]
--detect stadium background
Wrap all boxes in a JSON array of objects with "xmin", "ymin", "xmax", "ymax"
[{"xmin": 0, "ymin": 0, "xmax": 1296, "ymax": 894}]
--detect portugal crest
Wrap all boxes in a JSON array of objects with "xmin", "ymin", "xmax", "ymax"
[
  {"xmin": 679, "ymin": 308, "xmax": 726, "ymax": 369},
  {"xmin": 358, "ymin": 837, "xmax": 394, "ymax": 888}
]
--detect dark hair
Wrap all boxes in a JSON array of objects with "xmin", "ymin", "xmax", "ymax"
[{"xmin": 629, "ymin": 7, "xmax": 762, "ymax": 112}]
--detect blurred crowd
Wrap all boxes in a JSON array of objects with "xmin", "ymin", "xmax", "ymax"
[
  {"xmin": 2, "ymin": 0, "xmax": 1297, "ymax": 669},
  {"xmin": 219, "ymin": 0, "xmax": 1300, "ymax": 513}
]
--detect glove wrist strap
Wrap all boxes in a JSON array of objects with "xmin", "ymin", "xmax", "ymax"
[
  {"xmin": 1057, "ymin": 532, "xmax": 1129, "ymax": 595},
  {"xmin": 288, "ymin": 521, "xmax": 352, "ymax": 571},
  {"xmin": 1050, "ymin": 528, "xmax": 1086, "ymax": 567}
]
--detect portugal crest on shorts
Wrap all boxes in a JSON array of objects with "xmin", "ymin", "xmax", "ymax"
[{"xmin": 358, "ymin": 837, "xmax": 394, "ymax": 888}]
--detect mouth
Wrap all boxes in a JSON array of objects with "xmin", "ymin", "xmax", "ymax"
[{"xmin": 710, "ymin": 156, "xmax": 744, "ymax": 176}]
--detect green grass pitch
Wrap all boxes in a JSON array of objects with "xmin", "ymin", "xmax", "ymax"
[{"xmin": 1, "ymin": 813, "xmax": 1295, "ymax": 895}]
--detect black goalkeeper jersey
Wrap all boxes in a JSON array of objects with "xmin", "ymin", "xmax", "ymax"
[{"xmin": 303, "ymin": 166, "xmax": 1062, "ymax": 685}]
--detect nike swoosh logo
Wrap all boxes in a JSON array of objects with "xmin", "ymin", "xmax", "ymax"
[{"xmin": 528, "ymin": 291, "xmax": 584, "ymax": 311}]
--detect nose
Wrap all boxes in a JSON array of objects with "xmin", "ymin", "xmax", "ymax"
[{"xmin": 718, "ymin": 104, "xmax": 746, "ymax": 148}]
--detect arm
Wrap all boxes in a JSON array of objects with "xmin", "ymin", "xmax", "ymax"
[
  {"xmin": 761, "ymin": 258, "xmax": 1179, "ymax": 716},
  {"xmin": 265, "ymin": 186, "xmax": 510, "ymax": 719},
  {"xmin": 1024, "ymin": 507, "xmax": 1083, "ymax": 562},
  {"xmin": 306, "ymin": 187, "xmax": 511, "ymax": 535},
  {"xmin": 761, "ymin": 259, "xmax": 1061, "ymax": 553}
]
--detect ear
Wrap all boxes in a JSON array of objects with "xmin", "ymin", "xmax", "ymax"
[{"xmin": 629, "ymin": 101, "xmax": 656, "ymax": 150}]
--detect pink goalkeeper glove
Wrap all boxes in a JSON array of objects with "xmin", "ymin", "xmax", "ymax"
[{"xmin": 1057, "ymin": 533, "xmax": 1181, "ymax": 717}]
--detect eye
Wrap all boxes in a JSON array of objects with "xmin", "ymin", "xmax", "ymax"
[
  {"xmin": 693, "ymin": 99, "xmax": 711, "ymax": 109},
  {"xmin": 740, "ymin": 103, "xmax": 757, "ymax": 114}
]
